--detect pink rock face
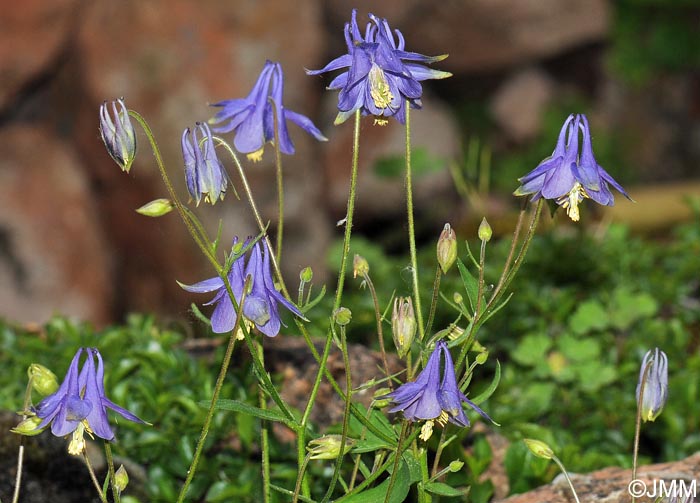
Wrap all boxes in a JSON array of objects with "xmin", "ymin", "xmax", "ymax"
[
  {"xmin": 0, "ymin": 0, "xmax": 80, "ymax": 109},
  {"xmin": 0, "ymin": 127, "xmax": 111, "ymax": 325}
]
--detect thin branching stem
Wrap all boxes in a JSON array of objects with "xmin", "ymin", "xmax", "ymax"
[
  {"xmin": 632, "ymin": 360, "xmax": 652, "ymax": 503},
  {"xmin": 104, "ymin": 442, "xmax": 120, "ymax": 503},
  {"xmin": 84, "ymin": 449, "xmax": 108, "ymax": 503},
  {"xmin": 362, "ymin": 271, "xmax": 392, "ymax": 386}
]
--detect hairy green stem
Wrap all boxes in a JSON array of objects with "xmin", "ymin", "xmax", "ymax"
[
  {"xmin": 632, "ymin": 361, "xmax": 652, "ymax": 503},
  {"xmin": 551, "ymin": 455, "xmax": 581, "ymax": 503},
  {"xmin": 424, "ymin": 266, "xmax": 442, "ymax": 339},
  {"xmin": 11, "ymin": 377, "xmax": 34, "ymax": 503},
  {"xmin": 404, "ymin": 104, "xmax": 425, "ymax": 341},
  {"xmin": 104, "ymin": 442, "xmax": 120, "ymax": 503},
  {"xmin": 84, "ymin": 450, "xmax": 108, "ymax": 503},
  {"xmin": 362, "ymin": 271, "xmax": 392, "ymax": 385},
  {"xmin": 257, "ymin": 340, "xmax": 271, "ymax": 503},
  {"xmin": 383, "ymin": 422, "xmax": 409, "ymax": 503},
  {"xmin": 270, "ymin": 98, "xmax": 285, "ymax": 266}
]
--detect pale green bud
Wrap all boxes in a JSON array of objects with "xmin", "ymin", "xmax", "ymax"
[
  {"xmin": 448, "ymin": 460, "xmax": 465, "ymax": 472},
  {"xmin": 114, "ymin": 465, "xmax": 129, "ymax": 492},
  {"xmin": 135, "ymin": 198, "xmax": 174, "ymax": 217},
  {"xmin": 437, "ymin": 223, "xmax": 458, "ymax": 274},
  {"xmin": 353, "ymin": 254, "xmax": 369, "ymax": 278},
  {"xmin": 523, "ymin": 438, "xmax": 554, "ymax": 460},
  {"xmin": 300, "ymin": 266, "xmax": 313, "ymax": 283},
  {"xmin": 478, "ymin": 217, "xmax": 492, "ymax": 242},
  {"xmin": 307, "ymin": 435, "xmax": 355, "ymax": 460},
  {"xmin": 372, "ymin": 387, "xmax": 392, "ymax": 409},
  {"xmin": 28, "ymin": 363, "xmax": 58, "ymax": 396},
  {"xmin": 453, "ymin": 292, "xmax": 463, "ymax": 305},
  {"xmin": 475, "ymin": 351, "xmax": 489, "ymax": 365},
  {"xmin": 334, "ymin": 307, "xmax": 352, "ymax": 326},
  {"xmin": 392, "ymin": 297, "xmax": 417, "ymax": 357},
  {"xmin": 11, "ymin": 416, "xmax": 44, "ymax": 436}
]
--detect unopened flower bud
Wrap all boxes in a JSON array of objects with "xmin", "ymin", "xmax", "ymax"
[
  {"xmin": 11, "ymin": 416, "xmax": 44, "ymax": 436},
  {"xmin": 135, "ymin": 198, "xmax": 174, "ymax": 217},
  {"xmin": 448, "ymin": 460, "xmax": 464, "ymax": 472},
  {"xmin": 453, "ymin": 292, "xmax": 463, "ymax": 305},
  {"xmin": 307, "ymin": 435, "xmax": 355, "ymax": 460},
  {"xmin": 115, "ymin": 465, "xmax": 129, "ymax": 492},
  {"xmin": 100, "ymin": 98, "xmax": 137, "ymax": 172},
  {"xmin": 28, "ymin": 363, "xmax": 58, "ymax": 396},
  {"xmin": 300, "ymin": 266, "xmax": 313, "ymax": 283},
  {"xmin": 636, "ymin": 348, "xmax": 668, "ymax": 422},
  {"xmin": 353, "ymin": 254, "xmax": 370, "ymax": 278},
  {"xmin": 475, "ymin": 351, "xmax": 489, "ymax": 365},
  {"xmin": 392, "ymin": 297, "xmax": 417, "ymax": 357},
  {"xmin": 334, "ymin": 307, "xmax": 352, "ymax": 326},
  {"xmin": 372, "ymin": 387, "xmax": 392, "ymax": 408},
  {"xmin": 437, "ymin": 224, "xmax": 458, "ymax": 274},
  {"xmin": 478, "ymin": 218, "xmax": 492, "ymax": 242},
  {"xmin": 523, "ymin": 438, "xmax": 554, "ymax": 460}
]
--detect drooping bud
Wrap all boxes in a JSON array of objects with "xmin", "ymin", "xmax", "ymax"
[
  {"xmin": 114, "ymin": 465, "xmax": 130, "ymax": 492},
  {"xmin": 636, "ymin": 348, "xmax": 668, "ymax": 422},
  {"xmin": 437, "ymin": 224, "xmax": 458, "ymax": 274},
  {"xmin": 353, "ymin": 254, "xmax": 369, "ymax": 278},
  {"xmin": 448, "ymin": 460, "xmax": 465, "ymax": 472},
  {"xmin": 135, "ymin": 198, "xmax": 174, "ymax": 217},
  {"xmin": 478, "ymin": 217, "xmax": 492, "ymax": 242},
  {"xmin": 307, "ymin": 435, "xmax": 355, "ymax": 460},
  {"xmin": 11, "ymin": 416, "xmax": 45, "ymax": 436},
  {"xmin": 372, "ymin": 387, "xmax": 392, "ymax": 409},
  {"xmin": 334, "ymin": 307, "xmax": 352, "ymax": 326},
  {"xmin": 392, "ymin": 297, "xmax": 417, "ymax": 357},
  {"xmin": 523, "ymin": 438, "xmax": 554, "ymax": 460},
  {"xmin": 99, "ymin": 98, "xmax": 137, "ymax": 172},
  {"xmin": 28, "ymin": 363, "xmax": 58, "ymax": 396}
]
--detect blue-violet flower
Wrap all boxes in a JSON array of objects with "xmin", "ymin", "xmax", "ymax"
[
  {"xmin": 182, "ymin": 122, "xmax": 228, "ymax": 205},
  {"xmin": 33, "ymin": 348, "xmax": 145, "ymax": 449},
  {"xmin": 514, "ymin": 113, "xmax": 631, "ymax": 221},
  {"xmin": 385, "ymin": 341, "xmax": 492, "ymax": 440},
  {"xmin": 636, "ymin": 347, "xmax": 668, "ymax": 422},
  {"xmin": 209, "ymin": 60, "xmax": 326, "ymax": 161},
  {"xmin": 307, "ymin": 9, "xmax": 451, "ymax": 125},
  {"xmin": 179, "ymin": 238, "xmax": 306, "ymax": 336},
  {"xmin": 100, "ymin": 98, "xmax": 137, "ymax": 172}
]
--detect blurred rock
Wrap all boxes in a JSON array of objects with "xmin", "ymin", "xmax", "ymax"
[
  {"xmin": 491, "ymin": 67, "xmax": 555, "ymax": 143},
  {"xmin": 323, "ymin": 0, "xmax": 610, "ymax": 72},
  {"xmin": 0, "ymin": 126, "xmax": 111, "ymax": 325},
  {"xmin": 0, "ymin": 0, "xmax": 80, "ymax": 110},
  {"xmin": 496, "ymin": 452, "xmax": 700, "ymax": 503}
]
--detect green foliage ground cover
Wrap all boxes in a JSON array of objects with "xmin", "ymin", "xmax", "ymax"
[{"xmin": 1, "ymin": 220, "xmax": 698, "ymax": 501}]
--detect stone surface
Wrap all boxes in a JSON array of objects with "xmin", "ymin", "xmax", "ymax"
[
  {"xmin": 0, "ymin": 126, "xmax": 111, "ymax": 325},
  {"xmin": 0, "ymin": 0, "xmax": 80, "ymax": 109},
  {"xmin": 490, "ymin": 67, "xmax": 556, "ymax": 143},
  {"xmin": 323, "ymin": 0, "xmax": 610, "ymax": 72},
  {"xmin": 496, "ymin": 452, "xmax": 700, "ymax": 503}
]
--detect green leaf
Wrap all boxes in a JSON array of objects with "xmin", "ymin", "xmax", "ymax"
[
  {"xmin": 468, "ymin": 361, "xmax": 500, "ymax": 406},
  {"xmin": 610, "ymin": 288, "xmax": 658, "ymax": 330},
  {"xmin": 205, "ymin": 399, "xmax": 296, "ymax": 428},
  {"xmin": 457, "ymin": 258, "xmax": 480, "ymax": 312},
  {"xmin": 558, "ymin": 334, "xmax": 600, "ymax": 362},
  {"xmin": 569, "ymin": 300, "xmax": 609, "ymax": 334},
  {"xmin": 512, "ymin": 334, "xmax": 551, "ymax": 367},
  {"xmin": 423, "ymin": 481, "xmax": 465, "ymax": 497}
]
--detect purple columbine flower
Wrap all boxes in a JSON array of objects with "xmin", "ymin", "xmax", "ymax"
[
  {"xmin": 179, "ymin": 238, "xmax": 306, "ymax": 336},
  {"xmin": 182, "ymin": 122, "xmax": 228, "ymax": 206},
  {"xmin": 99, "ymin": 98, "xmax": 137, "ymax": 172},
  {"xmin": 307, "ymin": 9, "xmax": 451, "ymax": 125},
  {"xmin": 385, "ymin": 341, "xmax": 491, "ymax": 439},
  {"xmin": 514, "ymin": 113, "xmax": 632, "ymax": 221},
  {"xmin": 209, "ymin": 60, "xmax": 326, "ymax": 161},
  {"xmin": 34, "ymin": 348, "xmax": 145, "ymax": 443},
  {"xmin": 636, "ymin": 348, "xmax": 668, "ymax": 422}
]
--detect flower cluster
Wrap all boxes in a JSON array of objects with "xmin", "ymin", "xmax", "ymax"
[
  {"xmin": 209, "ymin": 60, "xmax": 327, "ymax": 161},
  {"xmin": 180, "ymin": 238, "xmax": 306, "ymax": 336},
  {"xmin": 514, "ymin": 114, "xmax": 631, "ymax": 221},
  {"xmin": 385, "ymin": 341, "xmax": 492, "ymax": 440},
  {"xmin": 32, "ymin": 348, "xmax": 144, "ymax": 450},
  {"xmin": 307, "ymin": 9, "xmax": 451, "ymax": 125}
]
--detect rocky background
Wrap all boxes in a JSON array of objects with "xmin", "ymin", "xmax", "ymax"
[{"xmin": 1, "ymin": 0, "xmax": 699, "ymax": 327}]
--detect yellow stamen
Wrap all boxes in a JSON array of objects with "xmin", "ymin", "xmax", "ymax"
[
  {"xmin": 373, "ymin": 119, "xmax": 389, "ymax": 126},
  {"xmin": 368, "ymin": 64, "xmax": 394, "ymax": 110},
  {"xmin": 68, "ymin": 423, "xmax": 86, "ymax": 455},
  {"xmin": 246, "ymin": 147, "xmax": 265, "ymax": 163},
  {"xmin": 419, "ymin": 420, "xmax": 434, "ymax": 441},
  {"xmin": 556, "ymin": 182, "xmax": 589, "ymax": 222},
  {"xmin": 436, "ymin": 410, "xmax": 450, "ymax": 427}
]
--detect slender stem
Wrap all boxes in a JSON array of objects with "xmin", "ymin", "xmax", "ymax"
[
  {"xmin": 270, "ymin": 98, "xmax": 285, "ymax": 266},
  {"xmin": 489, "ymin": 203, "xmax": 527, "ymax": 304},
  {"xmin": 84, "ymin": 450, "xmax": 108, "ymax": 503},
  {"xmin": 104, "ymin": 442, "xmax": 119, "ymax": 503},
  {"xmin": 632, "ymin": 361, "xmax": 652, "ymax": 503},
  {"xmin": 404, "ymin": 104, "xmax": 425, "ymax": 341},
  {"xmin": 430, "ymin": 429, "xmax": 448, "ymax": 477},
  {"xmin": 551, "ymin": 455, "xmax": 581, "ymax": 503},
  {"xmin": 424, "ymin": 266, "xmax": 442, "ymax": 338},
  {"xmin": 383, "ymin": 422, "xmax": 409, "ymax": 503},
  {"xmin": 322, "ymin": 324, "xmax": 353, "ymax": 502},
  {"xmin": 363, "ymin": 271, "xmax": 392, "ymax": 386},
  {"xmin": 418, "ymin": 442, "xmax": 431, "ymax": 503},
  {"xmin": 11, "ymin": 377, "xmax": 34, "ymax": 503},
  {"xmin": 257, "ymin": 340, "xmax": 271, "ymax": 503},
  {"xmin": 292, "ymin": 454, "xmax": 311, "ymax": 503}
]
